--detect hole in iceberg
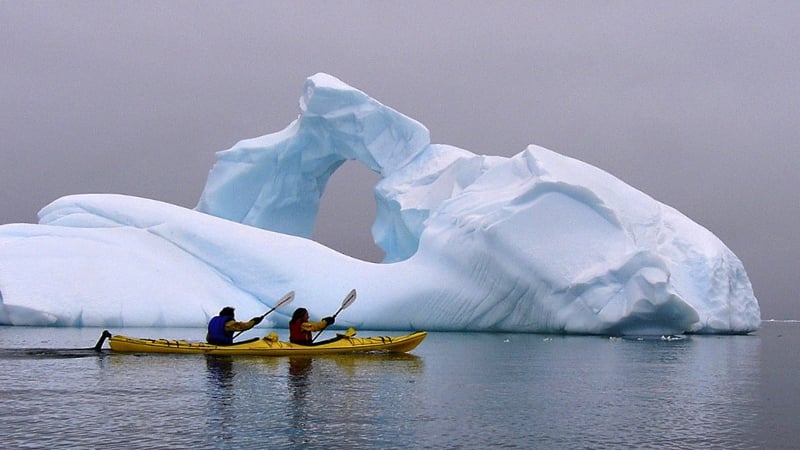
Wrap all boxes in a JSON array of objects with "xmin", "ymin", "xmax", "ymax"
[{"xmin": 313, "ymin": 160, "xmax": 385, "ymax": 262}]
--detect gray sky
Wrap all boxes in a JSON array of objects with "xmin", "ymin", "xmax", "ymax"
[{"xmin": 1, "ymin": 1, "xmax": 798, "ymax": 319}]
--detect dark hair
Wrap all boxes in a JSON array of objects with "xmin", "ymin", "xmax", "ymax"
[
  {"xmin": 219, "ymin": 306, "xmax": 235, "ymax": 317},
  {"xmin": 290, "ymin": 308, "xmax": 308, "ymax": 324}
]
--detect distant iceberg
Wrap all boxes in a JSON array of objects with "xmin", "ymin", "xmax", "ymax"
[{"xmin": 0, "ymin": 73, "xmax": 760, "ymax": 335}]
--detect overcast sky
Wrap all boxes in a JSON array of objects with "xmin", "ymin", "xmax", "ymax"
[{"xmin": 1, "ymin": 1, "xmax": 797, "ymax": 319}]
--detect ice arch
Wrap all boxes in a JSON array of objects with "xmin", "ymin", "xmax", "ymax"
[{"xmin": 196, "ymin": 73, "xmax": 431, "ymax": 262}]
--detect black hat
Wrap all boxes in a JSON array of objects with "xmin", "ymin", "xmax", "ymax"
[{"xmin": 219, "ymin": 306, "xmax": 235, "ymax": 317}]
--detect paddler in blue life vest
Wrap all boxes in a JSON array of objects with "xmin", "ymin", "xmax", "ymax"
[
  {"xmin": 289, "ymin": 307, "xmax": 334, "ymax": 345},
  {"xmin": 206, "ymin": 306, "xmax": 263, "ymax": 345}
]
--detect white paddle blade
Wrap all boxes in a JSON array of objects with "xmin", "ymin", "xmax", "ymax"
[
  {"xmin": 341, "ymin": 289, "xmax": 357, "ymax": 310},
  {"xmin": 276, "ymin": 290, "xmax": 295, "ymax": 308}
]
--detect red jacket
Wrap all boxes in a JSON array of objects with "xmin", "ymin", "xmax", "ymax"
[{"xmin": 289, "ymin": 319, "xmax": 327, "ymax": 344}]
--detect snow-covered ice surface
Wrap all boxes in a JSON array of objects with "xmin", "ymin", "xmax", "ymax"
[{"xmin": 0, "ymin": 73, "xmax": 759, "ymax": 335}]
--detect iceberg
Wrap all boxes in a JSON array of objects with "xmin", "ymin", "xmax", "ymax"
[{"xmin": 0, "ymin": 73, "xmax": 760, "ymax": 335}]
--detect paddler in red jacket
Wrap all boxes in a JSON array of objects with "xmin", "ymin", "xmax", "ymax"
[{"xmin": 289, "ymin": 307, "xmax": 334, "ymax": 345}]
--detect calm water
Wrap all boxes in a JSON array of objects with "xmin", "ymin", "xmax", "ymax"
[{"xmin": 0, "ymin": 322, "xmax": 797, "ymax": 449}]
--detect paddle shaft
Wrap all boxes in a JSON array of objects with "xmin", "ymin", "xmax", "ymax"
[
  {"xmin": 312, "ymin": 289, "xmax": 356, "ymax": 342},
  {"xmin": 233, "ymin": 291, "xmax": 295, "ymax": 339}
]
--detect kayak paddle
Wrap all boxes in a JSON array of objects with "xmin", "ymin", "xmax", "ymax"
[
  {"xmin": 312, "ymin": 288, "xmax": 357, "ymax": 342},
  {"xmin": 233, "ymin": 290, "xmax": 295, "ymax": 339}
]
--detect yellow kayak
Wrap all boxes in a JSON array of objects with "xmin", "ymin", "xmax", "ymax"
[{"xmin": 102, "ymin": 330, "xmax": 427, "ymax": 356}]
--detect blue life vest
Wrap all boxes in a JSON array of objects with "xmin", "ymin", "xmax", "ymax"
[{"xmin": 207, "ymin": 315, "xmax": 234, "ymax": 345}]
